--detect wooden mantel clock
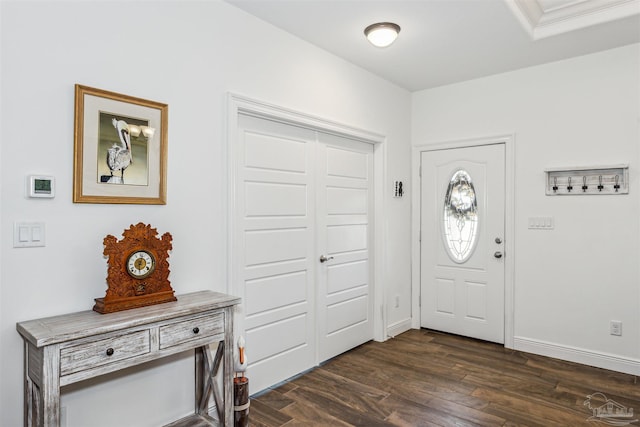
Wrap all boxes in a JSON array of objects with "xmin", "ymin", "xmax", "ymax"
[{"xmin": 94, "ymin": 222, "xmax": 176, "ymax": 314}]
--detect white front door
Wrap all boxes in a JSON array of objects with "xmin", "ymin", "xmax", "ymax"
[
  {"xmin": 235, "ymin": 114, "xmax": 374, "ymax": 393},
  {"xmin": 420, "ymin": 144, "xmax": 505, "ymax": 343},
  {"xmin": 316, "ymin": 133, "xmax": 374, "ymax": 362}
]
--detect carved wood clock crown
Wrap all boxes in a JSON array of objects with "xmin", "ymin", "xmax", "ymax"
[{"xmin": 94, "ymin": 222, "xmax": 176, "ymax": 314}]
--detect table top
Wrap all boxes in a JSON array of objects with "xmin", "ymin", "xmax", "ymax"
[{"xmin": 17, "ymin": 290, "xmax": 241, "ymax": 347}]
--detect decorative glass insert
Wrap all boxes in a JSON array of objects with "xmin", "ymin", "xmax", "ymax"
[{"xmin": 442, "ymin": 170, "xmax": 478, "ymax": 263}]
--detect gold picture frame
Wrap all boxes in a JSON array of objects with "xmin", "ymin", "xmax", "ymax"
[{"xmin": 73, "ymin": 84, "xmax": 168, "ymax": 204}]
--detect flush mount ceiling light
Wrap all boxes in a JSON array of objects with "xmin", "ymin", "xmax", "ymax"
[{"xmin": 364, "ymin": 22, "xmax": 401, "ymax": 47}]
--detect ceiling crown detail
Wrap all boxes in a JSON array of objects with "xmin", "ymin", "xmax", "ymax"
[{"xmin": 505, "ymin": 0, "xmax": 640, "ymax": 40}]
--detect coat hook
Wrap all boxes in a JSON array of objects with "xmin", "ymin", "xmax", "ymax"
[
  {"xmin": 552, "ymin": 177, "xmax": 558, "ymax": 193},
  {"xmin": 598, "ymin": 175, "xmax": 604, "ymax": 192},
  {"xmin": 582, "ymin": 176, "xmax": 588, "ymax": 192},
  {"xmin": 614, "ymin": 175, "xmax": 620, "ymax": 192},
  {"xmin": 567, "ymin": 176, "xmax": 573, "ymax": 193}
]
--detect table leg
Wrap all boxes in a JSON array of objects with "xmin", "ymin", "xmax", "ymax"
[
  {"xmin": 223, "ymin": 307, "xmax": 235, "ymax": 427},
  {"xmin": 24, "ymin": 342, "xmax": 61, "ymax": 427},
  {"xmin": 24, "ymin": 342, "xmax": 32, "ymax": 427},
  {"xmin": 41, "ymin": 345, "xmax": 61, "ymax": 427}
]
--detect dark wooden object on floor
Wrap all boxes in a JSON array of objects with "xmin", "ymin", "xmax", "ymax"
[
  {"xmin": 235, "ymin": 376, "xmax": 250, "ymax": 426},
  {"xmin": 249, "ymin": 329, "xmax": 639, "ymax": 426}
]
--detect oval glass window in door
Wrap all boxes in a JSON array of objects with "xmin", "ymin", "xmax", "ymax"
[{"xmin": 442, "ymin": 169, "xmax": 478, "ymax": 263}]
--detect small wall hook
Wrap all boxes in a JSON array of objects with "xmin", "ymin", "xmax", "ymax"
[
  {"xmin": 614, "ymin": 175, "xmax": 620, "ymax": 192},
  {"xmin": 597, "ymin": 175, "xmax": 604, "ymax": 192},
  {"xmin": 582, "ymin": 176, "xmax": 588, "ymax": 192},
  {"xmin": 567, "ymin": 176, "xmax": 573, "ymax": 192}
]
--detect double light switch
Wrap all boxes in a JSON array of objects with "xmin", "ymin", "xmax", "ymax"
[{"xmin": 14, "ymin": 222, "xmax": 45, "ymax": 247}]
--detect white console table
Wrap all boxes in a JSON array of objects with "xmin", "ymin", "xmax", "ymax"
[{"xmin": 17, "ymin": 291, "xmax": 240, "ymax": 427}]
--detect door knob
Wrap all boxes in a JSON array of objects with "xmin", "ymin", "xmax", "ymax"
[
  {"xmin": 495, "ymin": 237, "xmax": 503, "ymax": 244},
  {"xmin": 319, "ymin": 255, "xmax": 334, "ymax": 263},
  {"xmin": 494, "ymin": 251, "xmax": 503, "ymax": 259}
]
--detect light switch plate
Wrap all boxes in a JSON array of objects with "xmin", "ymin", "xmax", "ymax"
[
  {"xmin": 528, "ymin": 216, "xmax": 554, "ymax": 230},
  {"xmin": 14, "ymin": 222, "xmax": 45, "ymax": 247}
]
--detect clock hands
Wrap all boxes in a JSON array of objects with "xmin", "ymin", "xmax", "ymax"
[{"xmin": 134, "ymin": 257, "xmax": 147, "ymax": 270}]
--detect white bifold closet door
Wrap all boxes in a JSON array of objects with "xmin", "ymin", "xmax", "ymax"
[{"xmin": 236, "ymin": 114, "xmax": 374, "ymax": 393}]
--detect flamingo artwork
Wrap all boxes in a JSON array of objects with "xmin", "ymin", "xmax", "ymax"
[{"xmin": 105, "ymin": 118, "xmax": 133, "ymax": 184}]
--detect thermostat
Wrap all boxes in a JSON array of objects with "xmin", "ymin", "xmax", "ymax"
[{"xmin": 28, "ymin": 175, "xmax": 55, "ymax": 198}]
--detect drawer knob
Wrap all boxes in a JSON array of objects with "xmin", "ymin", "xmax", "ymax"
[
  {"xmin": 193, "ymin": 327, "xmax": 200, "ymax": 334},
  {"xmin": 106, "ymin": 348, "xmax": 114, "ymax": 356}
]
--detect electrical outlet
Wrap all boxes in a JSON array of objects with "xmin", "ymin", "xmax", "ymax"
[
  {"xmin": 394, "ymin": 295, "xmax": 400, "ymax": 308},
  {"xmin": 610, "ymin": 320, "xmax": 622, "ymax": 336}
]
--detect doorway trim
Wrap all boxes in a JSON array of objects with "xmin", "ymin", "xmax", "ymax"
[
  {"xmin": 411, "ymin": 134, "xmax": 516, "ymax": 348},
  {"xmin": 225, "ymin": 93, "xmax": 388, "ymax": 343}
]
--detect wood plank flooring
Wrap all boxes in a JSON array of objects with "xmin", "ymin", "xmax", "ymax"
[{"xmin": 247, "ymin": 329, "xmax": 639, "ymax": 426}]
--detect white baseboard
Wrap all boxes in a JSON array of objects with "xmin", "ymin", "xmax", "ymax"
[
  {"xmin": 513, "ymin": 336, "xmax": 640, "ymax": 376},
  {"xmin": 386, "ymin": 318, "xmax": 412, "ymax": 339}
]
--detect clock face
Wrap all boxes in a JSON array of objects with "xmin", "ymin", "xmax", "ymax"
[{"xmin": 126, "ymin": 250, "xmax": 156, "ymax": 279}]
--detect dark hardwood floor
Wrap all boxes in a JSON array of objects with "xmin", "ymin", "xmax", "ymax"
[{"xmin": 247, "ymin": 329, "xmax": 639, "ymax": 426}]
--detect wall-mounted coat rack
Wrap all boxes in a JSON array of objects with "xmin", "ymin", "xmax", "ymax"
[{"xmin": 545, "ymin": 165, "xmax": 628, "ymax": 195}]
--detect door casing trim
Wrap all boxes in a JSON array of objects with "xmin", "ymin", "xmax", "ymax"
[{"xmin": 411, "ymin": 134, "xmax": 515, "ymax": 348}]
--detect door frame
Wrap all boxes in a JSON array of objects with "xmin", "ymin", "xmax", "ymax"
[
  {"xmin": 225, "ymin": 93, "xmax": 388, "ymax": 343},
  {"xmin": 411, "ymin": 134, "xmax": 516, "ymax": 348}
]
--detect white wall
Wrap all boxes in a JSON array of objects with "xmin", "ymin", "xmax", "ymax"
[
  {"xmin": 0, "ymin": 2, "xmax": 411, "ymax": 426},
  {"xmin": 412, "ymin": 44, "xmax": 640, "ymax": 373}
]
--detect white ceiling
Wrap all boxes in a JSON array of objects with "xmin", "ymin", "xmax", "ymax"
[{"xmin": 226, "ymin": 0, "xmax": 640, "ymax": 92}]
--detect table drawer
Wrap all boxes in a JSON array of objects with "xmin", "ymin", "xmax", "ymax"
[
  {"xmin": 60, "ymin": 330, "xmax": 150, "ymax": 376},
  {"xmin": 159, "ymin": 313, "xmax": 224, "ymax": 349}
]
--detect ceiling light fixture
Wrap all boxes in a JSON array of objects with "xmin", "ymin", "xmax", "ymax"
[{"xmin": 364, "ymin": 22, "xmax": 401, "ymax": 48}]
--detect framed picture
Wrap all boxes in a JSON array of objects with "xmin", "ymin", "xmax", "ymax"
[{"xmin": 73, "ymin": 84, "xmax": 168, "ymax": 204}]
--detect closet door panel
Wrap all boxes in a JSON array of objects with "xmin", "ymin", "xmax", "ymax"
[{"xmin": 237, "ymin": 115, "xmax": 316, "ymax": 393}]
